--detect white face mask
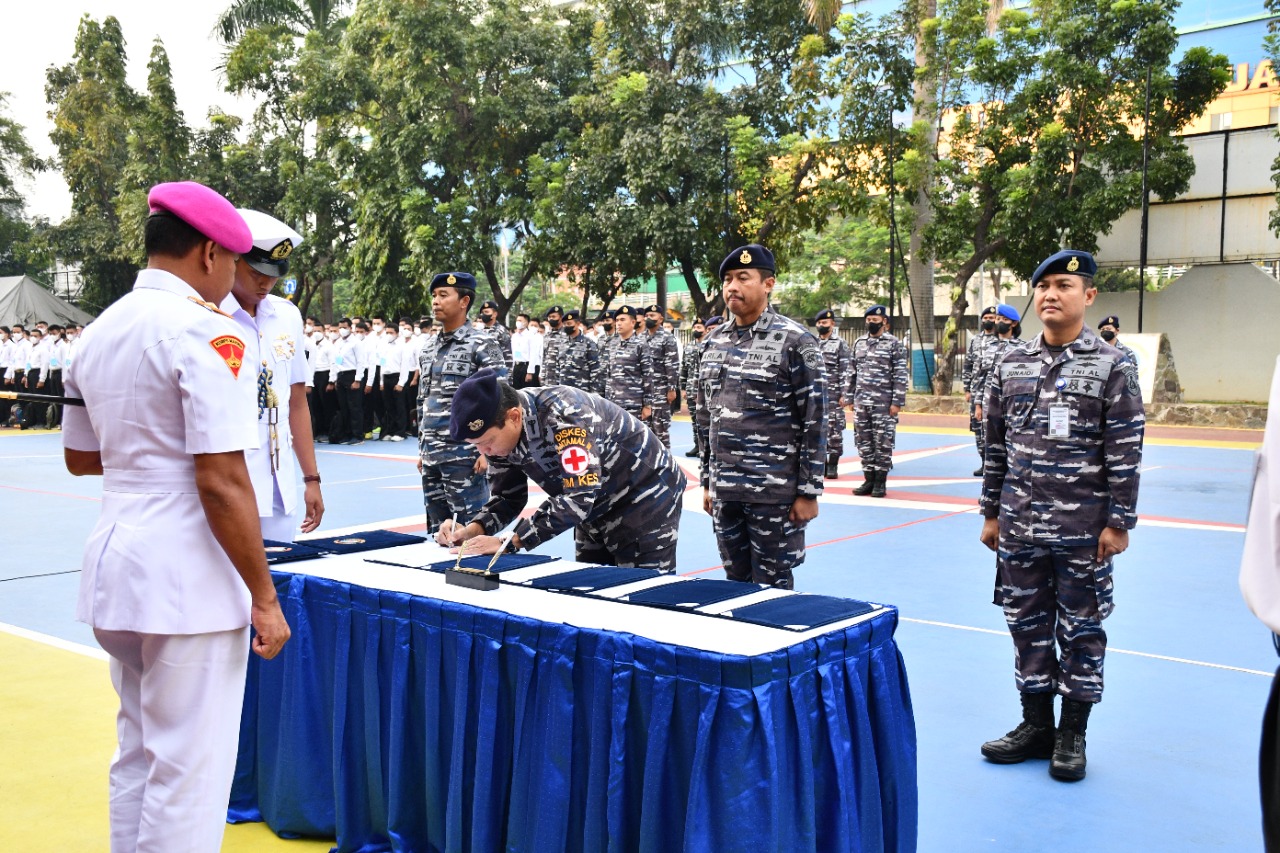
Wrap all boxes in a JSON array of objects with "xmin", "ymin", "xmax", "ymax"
[
  {"xmin": 400, "ymin": 328, "xmax": 412, "ymax": 338},
  {"xmin": 327, "ymin": 331, "xmax": 338, "ymax": 341},
  {"xmin": 516, "ymin": 320, "xmax": 527, "ymax": 330},
  {"xmin": 372, "ymin": 324, "xmax": 384, "ymax": 334},
  {"xmin": 384, "ymin": 332, "xmax": 395, "ymax": 341},
  {"xmin": 305, "ymin": 325, "xmax": 315, "ymax": 334},
  {"xmin": 339, "ymin": 328, "xmax": 350, "ymax": 338}
]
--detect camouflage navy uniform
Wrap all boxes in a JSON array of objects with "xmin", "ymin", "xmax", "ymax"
[
  {"xmin": 605, "ymin": 335, "xmax": 658, "ymax": 421},
  {"xmin": 981, "ymin": 327, "xmax": 1144, "ymax": 702},
  {"xmin": 1113, "ymin": 340, "xmax": 1138, "ymax": 367},
  {"xmin": 471, "ymin": 385, "xmax": 686, "ymax": 570},
  {"xmin": 481, "ymin": 320, "xmax": 514, "ymax": 371},
  {"xmin": 680, "ymin": 333, "xmax": 706, "ymax": 455},
  {"xmin": 966, "ymin": 330, "xmax": 995, "ymax": 458},
  {"xmin": 558, "ymin": 332, "xmax": 604, "ymax": 395},
  {"xmin": 541, "ymin": 327, "xmax": 568, "ymax": 385},
  {"xmin": 644, "ymin": 326, "xmax": 681, "ymax": 448},
  {"xmin": 817, "ymin": 330, "xmax": 851, "ymax": 461},
  {"xmin": 696, "ymin": 309, "xmax": 826, "ymax": 589},
  {"xmin": 417, "ymin": 325, "xmax": 508, "ymax": 527},
  {"xmin": 971, "ymin": 334, "xmax": 1022, "ymax": 432},
  {"xmin": 850, "ymin": 331, "xmax": 908, "ymax": 473}
]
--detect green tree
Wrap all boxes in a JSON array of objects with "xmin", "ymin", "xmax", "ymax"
[
  {"xmin": 0, "ymin": 93, "xmax": 47, "ymax": 278},
  {"xmin": 216, "ymin": 0, "xmax": 348, "ymax": 44},
  {"xmin": 45, "ymin": 16, "xmax": 143, "ymax": 310},
  {"xmin": 772, "ymin": 214, "xmax": 898, "ymax": 318},
  {"xmin": 911, "ymin": 0, "xmax": 1229, "ymax": 393},
  {"xmin": 339, "ymin": 0, "xmax": 587, "ymax": 321}
]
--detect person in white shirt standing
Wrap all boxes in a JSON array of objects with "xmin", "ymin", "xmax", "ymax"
[
  {"xmin": 510, "ymin": 312, "xmax": 542, "ymax": 388},
  {"xmin": 220, "ymin": 209, "xmax": 326, "ymax": 541},
  {"xmin": 62, "ymin": 180, "xmax": 290, "ymax": 853}
]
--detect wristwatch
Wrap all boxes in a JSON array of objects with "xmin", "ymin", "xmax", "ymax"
[{"xmin": 302, "ymin": 473, "xmax": 321, "ymax": 484}]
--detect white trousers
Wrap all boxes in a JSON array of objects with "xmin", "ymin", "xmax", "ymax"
[
  {"xmin": 260, "ymin": 477, "xmax": 300, "ymax": 542},
  {"xmin": 94, "ymin": 627, "xmax": 250, "ymax": 853}
]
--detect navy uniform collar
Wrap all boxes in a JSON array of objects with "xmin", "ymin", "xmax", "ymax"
[{"xmin": 1025, "ymin": 326, "xmax": 1100, "ymax": 356}]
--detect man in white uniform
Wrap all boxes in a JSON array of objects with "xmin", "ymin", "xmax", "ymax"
[
  {"xmin": 221, "ymin": 208, "xmax": 326, "ymax": 541},
  {"xmin": 62, "ymin": 181, "xmax": 291, "ymax": 853}
]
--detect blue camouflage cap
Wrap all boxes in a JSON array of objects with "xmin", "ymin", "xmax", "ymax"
[
  {"xmin": 996, "ymin": 303, "xmax": 1020, "ymax": 322},
  {"xmin": 718, "ymin": 244, "xmax": 776, "ymax": 280},
  {"xmin": 865, "ymin": 305, "xmax": 887, "ymax": 318},
  {"xmin": 430, "ymin": 272, "xmax": 477, "ymax": 293},
  {"xmin": 1030, "ymin": 249, "xmax": 1097, "ymax": 285},
  {"xmin": 449, "ymin": 368, "xmax": 503, "ymax": 441}
]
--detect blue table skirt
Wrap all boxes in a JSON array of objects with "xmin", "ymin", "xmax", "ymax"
[{"xmin": 229, "ymin": 572, "xmax": 917, "ymax": 853}]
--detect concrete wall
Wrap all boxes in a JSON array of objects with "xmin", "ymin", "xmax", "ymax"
[{"xmin": 1014, "ymin": 262, "xmax": 1280, "ymax": 402}]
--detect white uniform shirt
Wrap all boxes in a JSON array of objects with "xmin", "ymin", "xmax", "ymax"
[
  {"xmin": 48, "ymin": 339, "xmax": 69, "ymax": 373},
  {"xmin": 512, "ymin": 327, "xmax": 543, "ymax": 372},
  {"xmin": 333, "ymin": 333, "xmax": 359, "ymax": 378},
  {"xmin": 29, "ymin": 339, "xmax": 50, "ymax": 382},
  {"xmin": 1242, "ymin": 355, "xmax": 1280, "ymax": 633},
  {"xmin": 221, "ymin": 292, "xmax": 310, "ymax": 519},
  {"xmin": 398, "ymin": 334, "xmax": 419, "ymax": 379},
  {"xmin": 311, "ymin": 332, "xmax": 332, "ymax": 374},
  {"xmin": 62, "ymin": 269, "xmax": 259, "ymax": 634}
]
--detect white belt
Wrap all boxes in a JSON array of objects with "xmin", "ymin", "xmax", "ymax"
[{"xmin": 103, "ymin": 469, "xmax": 199, "ymax": 494}]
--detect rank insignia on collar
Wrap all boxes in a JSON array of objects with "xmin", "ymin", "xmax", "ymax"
[
  {"xmin": 210, "ymin": 335, "xmax": 246, "ymax": 378},
  {"xmin": 739, "ymin": 250, "xmax": 752, "ymax": 264},
  {"xmin": 447, "ymin": 274, "xmax": 457, "ymax": 285},
  {"xmin": 1066, "ymin": 256, "xmax": 1079, "ymax": 272},
  {"xmin": 468, "ymin": 418, "xmax": 484, "ymax": 431},
  {"xmin": 270, "ymin": 239, "xmax": 294, "ymax": 261}
]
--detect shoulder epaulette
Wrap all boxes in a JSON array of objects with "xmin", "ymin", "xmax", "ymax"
[{"xmin": 187, "ymin": 295, "xmax": 235, "ymax": 319}]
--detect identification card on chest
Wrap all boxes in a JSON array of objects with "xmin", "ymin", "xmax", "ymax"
[{"xmin": 1047, "ymin": 403, "xmax": 1071, "ymax": 438}]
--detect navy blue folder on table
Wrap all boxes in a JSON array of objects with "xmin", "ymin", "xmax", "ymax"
[
  {"xmin": 263, "ymin": 539, "xmax": 328, "ymax": 564},
  {"xmin": 621, "ymin": 578, "xmax": 762, "ymax": 609},
  {"xmin": 527, "ymin": 566, "xmax": 660, "ymax": 592},
  {"xmin": 419, "ymin": 553, "xmax": 558, "ymax": 574},
  {"xmin": 721, "ymin": 594, "xmax": 877, "ymax": 631},
  {"xmin": 304, "ymin": 530, "xmax": 425, "ymax": 554}
]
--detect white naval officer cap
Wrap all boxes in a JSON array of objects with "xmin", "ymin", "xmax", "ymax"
[{"xmin": 236, "ymin": 208, "xmax": 305, "ymax": 277}]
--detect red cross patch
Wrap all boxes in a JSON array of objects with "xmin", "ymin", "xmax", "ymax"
[{"xmin": 560, "ymin": 445, "xmax": 590, "ymax": 475}]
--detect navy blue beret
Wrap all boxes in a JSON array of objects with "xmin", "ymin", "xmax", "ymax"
[
  {"xmin": 815, "ymin": 308, "xmax": 835, "ymax": 322},
  {"xmin": 996, "ymin": 304, "xmax": 1020, "ymax": 322},
  {"xmin": 481, "ymin": 300, "xmax": 499, "ymax": 311},
  {"xmin": 644, "ymin": 304, "xmax": 663, "ymax": 314},
  {"xmin": 545, "ymin": 305, "xmax": 564, "ymax": 318},
  {"xmin": 615, "ymin": 305, "xmax": 638, "ymax": 318},
  {"xmin": 1098, "ymin": 315, "xmax": 1120, "ymax": 329},
  {"xmin": 718, "ymin": 244, "xmax": 776, "ymax": 280},
  {"xmin": 981, "ymin": 305, "xmax": 998, "ymax": 316},
  {"xmin": 563, "ymin": 309, "xmax": 582, "ymax": 322},
  {"xmin": 704, "ymin": 315, "xmax": 722, "ymax": 327},
  {"xmin": 865, "ymin": 305, "xmax": 887, "ymax": 318},
  {"xmin": 449, "ymin": 368, "xmax": 503, "ymax": 441},
  {"xmin": 430, "ymin": 272, "xmax": 477, "ymax": 292},
  {"xmin": 1031, "ymin": 250, "xmax": 1096, "ymax": 285}
]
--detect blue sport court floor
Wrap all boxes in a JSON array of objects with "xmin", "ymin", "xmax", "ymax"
[{"xmin": 0, "ymin": 413, "xmax": 1271, "ymax": 851}]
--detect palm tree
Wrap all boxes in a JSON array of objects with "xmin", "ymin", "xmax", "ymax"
[{"xmin": 214, "ymin": 0, "xmax": 347, "ymax": 45}]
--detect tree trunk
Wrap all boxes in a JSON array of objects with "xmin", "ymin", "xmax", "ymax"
[{"xmin": 911, "ymin": 0, "xmax": 939, "ymax": 393}]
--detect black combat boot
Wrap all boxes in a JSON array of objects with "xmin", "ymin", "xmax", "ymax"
[
  {"xmin": 853, "ymin": 470, "xmax": 876, "ymax": 496},
  {"xmin": 1049, "ymin": 698, "xmax": 1092, "ymax": 781},
  {"xmin": 825, "ymin": 453, "xmax": 840, "ymax": 479},
  {"xmin": 981, "ymin": 692, "xmax": 1056, "ymax": 763},
  {"xmin": 870, "ymin": 470, "xmax": 888, "ymax": 498}
]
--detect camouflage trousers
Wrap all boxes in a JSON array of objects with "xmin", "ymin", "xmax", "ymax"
[
  {"xmin": 647, "ymin": 401, "xmax": 672, "ymax": 449},
  {"xmin": 853, "ymin": 406, "xmax": 898, "ymax": 472},
  {"xmin": 575, "ymin": 502, "xmax": 680, "ymax": 573},
  {"xmin": 825, "ymin": 403, "xmax": 846, "ymax": 458},
  {"xmin": 711, "ymin": 500, "xmax": 806, "ymax": 590},
  {"xmin": 970, "ymin": 399, "xmax": 985, "ymax": 460},
  {"xmin": 421, "ymin": 454, "xmax": 490, "ymax": 530},
  {"xmin": 995, "ymin": 536, "xmax": 1114, "ymax": 703}
]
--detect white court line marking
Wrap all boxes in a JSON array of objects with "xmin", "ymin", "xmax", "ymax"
[
  {"xmin": 902, "ymin": 617, "xmax": 1271, "ymax": 676},
  {"xmin": 0, "ymin": 454, "xmax": 64, "ymax": 460},
  {"xmin": 0, "ymin": 621, "xmax": 106, "ymax": 660}
]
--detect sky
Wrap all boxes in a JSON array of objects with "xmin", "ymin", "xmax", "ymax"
[{"xmin": 2, "ymin": 2, "xmax": 257, "ymax": 222}]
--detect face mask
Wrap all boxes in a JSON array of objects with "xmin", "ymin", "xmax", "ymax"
[
  {"xmin": 482, "ymin": 313, "xmax": 494, "ymax": 324},
  {"xmin": 549, "ymin": 319, "xmax": 561, "ymax": 329},
  {"xmin": 384, "ymin": 332, "xmax": 396, "ymax": 341},
  {"xmin": 1100, "ymin": 329, "xmax": 1116, "ymax": 341},
  {"xmin": 645, "ymin": 318, "xmax": 659, "ymax": 330},
  {"xmin": 339, "ymin": 328, "xmax": 350, "ymax": 338},
  {"xmin": 305, "ymin": 325, "xmax": 315, "ymax": 334},
  {"xmin": 401, "ymin": 328, "xmax": 412, "ymax": 338},
  {"xmin": 693, "ymin": 330, "xmax": 703, "ymax": 339},
  {"xmin": 818, "ymin": 324, "xmax": 832, "ymax": 336},
  {"xmin": 600, "ymin": 324, "xmax": 611, "ymax": 333},
  {"xmin": 866, "ymin": 321, "xmax": 882, "ymax": 333},
  {"xmin": 981, "ymin": 320, "xmax": 996, "ymax": 332},
  {"xmin": 516, "ymin": 320, "xmax": 527, "ymax": 330},
  {"xmin": 327, "ymin": 331, "xmax": 338, "ymax": 341},
  {"xmin": 996, "ymin": 321, "xmax": 1012, "ymax": 334},
  {"xmin": 372, "ymin": 324, "xmax": 384, "ymax": 333}
]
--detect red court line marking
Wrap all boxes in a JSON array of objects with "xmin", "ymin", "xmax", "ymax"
[
  {"xmin": 0, "ymin": 483, "xmax": 100, "ymax": 502},
  {"xmin": 680, "ymin": 508, "xmax": 974, "ymax": 577}
]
